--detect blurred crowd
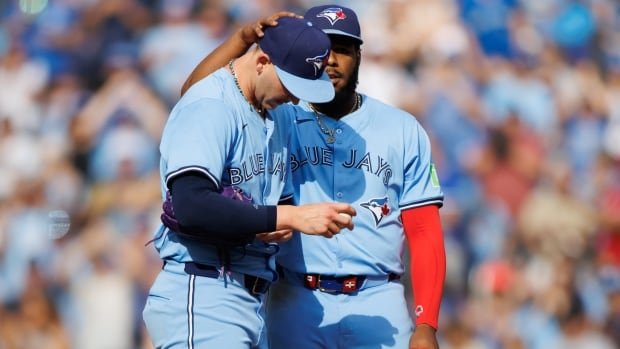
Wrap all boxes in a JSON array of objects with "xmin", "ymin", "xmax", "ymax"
[{"xmin": 0, "ymin": 0, "xmax": 619, "ymax": 348}]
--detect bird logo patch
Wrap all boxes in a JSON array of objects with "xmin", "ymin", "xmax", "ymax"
[
  {"xmin": 316, "ymin": 7, "xmax": 347, "ymax": 25},
  {"xmin": 305, "ymin": 49, "xmax": 330, "ymax": 76},
  {"xmin": 360, "ymin": 197, "xmax": 390, "ymax": 226}
]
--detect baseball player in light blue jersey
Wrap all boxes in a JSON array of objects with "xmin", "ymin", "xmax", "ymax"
[
  {"xmin": 143, "ymin": 17, "xmax": 357, "ymax": 349},
  {"xmin": 181, "ymin": 6, "xmax": 447, "ymax": 349}
]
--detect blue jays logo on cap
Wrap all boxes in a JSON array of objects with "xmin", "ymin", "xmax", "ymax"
[
  {"xmin": 305, "ymin": 49, "xmax": 330, "ymax": 75},
  {"xmin": 305, "ymin": 4, "xmax": 363, "ymax": 44},
  {"xmin": 360, "ymin": 197, "xmax": 391, "ymax": 226},
  {"xmin": 258, "ymin": 17, "xmax": 334, "ymax": 103},
  {"xmin": 317, "ymin": 7, "xmax": 347, "ymax": 25}
]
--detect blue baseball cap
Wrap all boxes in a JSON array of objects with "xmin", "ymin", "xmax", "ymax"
[
  {"xmin": 305, "ymin": 5, "xmax": 363, "ymax": 44},
  {"xmin": 258, "ymin": 17, "xmax": 334, "ymax": 103}
]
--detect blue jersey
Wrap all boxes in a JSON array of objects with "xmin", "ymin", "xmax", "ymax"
[
  {"xmin": 152, "ymin": 68, "xmax": 293, "ymax": 281},
  {"xmin": 275, "ymin": 94, "xmax": 443, "ymax": 276}
]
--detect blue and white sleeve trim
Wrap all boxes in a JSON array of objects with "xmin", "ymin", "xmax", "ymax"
[
  {"xmin": 400, "ymin": 196, "xmax": 444, "ymax": 211},
  {"xmin": 165, "ymin": 166, "xmax": 221, "ymax": 191}
]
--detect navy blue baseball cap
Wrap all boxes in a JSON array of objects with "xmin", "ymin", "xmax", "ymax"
[
  {"xmin": 305, "ymin": 5, "xmax": 363, "ymax": 44},
  {"xmin": 258, "ymin": 17, "xmax": 334, "ymax": 103}
]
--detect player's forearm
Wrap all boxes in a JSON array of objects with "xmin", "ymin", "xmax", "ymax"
[
  {"xmin": 170, "ymin": 174, "xmax": 276, "ymax": 238},
  {"xmin": 181, "ymin": 28, "xmax": 253, "ymax": 96},
  {"xmin": 166, "ymin": 175, "xmax": 354, "ymax": 239},
  {"xmin": 275, "ymin": 205, "xmax": 314, "ymax": 231},
  {"xmin": 402, "ymin": 205, "xmax": 446, "ymax": 330}
]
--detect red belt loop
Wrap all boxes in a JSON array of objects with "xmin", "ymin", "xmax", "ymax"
[
  {"xmin": 304, "ymin": 274, "xmax": 318, "ymax": 289},
  {"xmin": 341, "ymin": 276, "xmax": 358, "ymax": 293}
]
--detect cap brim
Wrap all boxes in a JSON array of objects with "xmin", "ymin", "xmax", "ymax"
[
  {"xmin": 274, "ymin": 66, "xmax": 335, "ymax": 103},
  {"xmin": 322, "ymin": 29, "xmax": 363, "ymax": 44}
]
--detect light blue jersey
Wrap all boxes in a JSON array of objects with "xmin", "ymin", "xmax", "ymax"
[
  {"xmin": 276, "ymin": 94, "xmax": 443, "ymax": 276},
  {"xmin": 144, "ymin": 69, "xmax": 295, "ymax": 349},
  {"xmin": 267, "ymin": 94, "xmax": 443, "ymax": 349},
  {"xmin": 152, "ymin": 68, "xmax": 293, "ymax": 281}
]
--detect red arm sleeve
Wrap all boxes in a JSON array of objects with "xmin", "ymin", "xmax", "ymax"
[{"xmin": 402, "ymin": 204, "xmax": 446, "ymax": 330}]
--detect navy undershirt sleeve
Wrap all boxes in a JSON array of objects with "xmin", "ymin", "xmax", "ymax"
[{"xmin": 169, "ymin": 173, "xmax": 277, "ymax": 239}]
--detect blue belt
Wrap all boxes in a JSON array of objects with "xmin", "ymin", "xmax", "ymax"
[
  {"xmin": 163, "ymin": 261, "xmax": 271, "ymax": 295},
  {"xmin": 278, "ymin": 266, "xmax": 400, "ymax": 294}
]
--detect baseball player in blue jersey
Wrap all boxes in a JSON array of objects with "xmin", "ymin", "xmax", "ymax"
[
  {"xmin": 143, "ymin": 17, "xmax": 357, "ymax": 349},
  {"xmin": 181, "ymin": 6, "xmax": 446, "ymax": 349}
]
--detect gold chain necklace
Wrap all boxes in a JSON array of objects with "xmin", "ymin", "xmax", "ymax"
[
  {"xmin": 228, "ymin": 59, "xmax": 262, "ymax": 114},
  {"xmin": 311, "ymin": 93, "xmax": 360, "ymax": 144},
  {"xmin": 314, "ymin": 112, "xmax": 336, "ymax": 144}
]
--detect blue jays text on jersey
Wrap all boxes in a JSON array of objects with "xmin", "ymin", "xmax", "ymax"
[
  {"xmin": 291, "ymin": 146, "xmax": 393, "ymax": 185},
  {"xmin": 228, "ymin": 152, "xmax": 286, "ymax": 186}
]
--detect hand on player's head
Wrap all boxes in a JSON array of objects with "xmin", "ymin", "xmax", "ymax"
[{"xmin": 240, "ymin": 11, "xmax": 302, "ymax": 46}]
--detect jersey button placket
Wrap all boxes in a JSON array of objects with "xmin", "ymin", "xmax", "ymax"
[{"xmin": 335, "ymin": 127, "xmax": 343, "ymax": 144}]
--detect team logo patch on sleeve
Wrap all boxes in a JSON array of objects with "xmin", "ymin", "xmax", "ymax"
[
  {"xmin": 360, "ymin": 197, "xmax": 390, "ymax": 226},
  {"xmin": 430, "ymin": 163, "xmax": 440, "ymax": 188},
  {"xmin": 317, "ymin": 7, "xmax": 347, "ymax": 25}
]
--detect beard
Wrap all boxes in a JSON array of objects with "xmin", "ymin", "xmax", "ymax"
[
  {"xmin": 340, "ymin": 60, "xmax": 360, "ymax": 96},
  {"xmin": 316, "ymin": 58, "xmax": 361, "ymax": 110}
]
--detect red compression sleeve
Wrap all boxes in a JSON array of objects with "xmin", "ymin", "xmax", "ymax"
[{"xmin": 402, "ymin": 204, "xmax": 446, "ymax": 330}]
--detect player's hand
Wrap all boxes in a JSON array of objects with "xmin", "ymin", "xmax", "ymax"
[
  {"xmin": 256, "ymin": 229, "xmax": 293, "ymax": 243},
  {"xmin": 278, "ymin": 203, "xmax": 356, "ymax": 238},
  {"xmin": 239, "ymin": 11, "xmax": 302, "ymax": 46},
  {"xmin": 408, "ymin": 324, "xmax": 439, "ymax": 349}
]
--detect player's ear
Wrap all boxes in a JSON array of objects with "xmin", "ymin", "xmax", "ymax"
[{"xmin": 256, "ymin": 52, "xmax": 271, "ymax": 74}]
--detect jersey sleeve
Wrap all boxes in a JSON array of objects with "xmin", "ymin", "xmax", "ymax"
[
  {"xmin": 160, "ymin": 98, "xmax": 236, "ymax": 190},
  {"xmin": 400, "ymin": 121, "xmax": 443, "ymax": 210}
]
